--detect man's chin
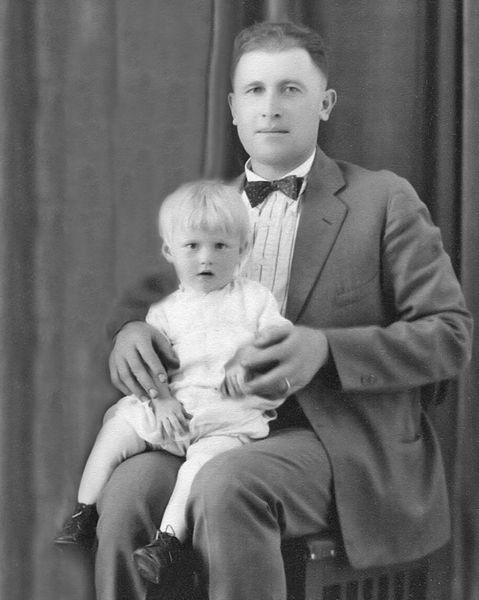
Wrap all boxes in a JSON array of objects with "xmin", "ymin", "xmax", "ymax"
[{"xmin": 250, "ymin": 152, "xmax": 302, "ymax": 178}]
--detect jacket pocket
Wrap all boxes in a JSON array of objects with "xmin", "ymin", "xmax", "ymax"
[{"xmin": 335, "ymin": 270, "xmax": 379, "ymax": 306}]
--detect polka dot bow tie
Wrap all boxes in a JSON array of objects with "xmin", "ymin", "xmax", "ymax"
[{"xmin": 244, "ymin": 175, "xmax": 304, "ymax": 208}]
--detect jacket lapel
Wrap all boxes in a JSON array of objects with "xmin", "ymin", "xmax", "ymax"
[{"xmin": 286, "ymin": 149, "xmax": 348, "ymax": 322}]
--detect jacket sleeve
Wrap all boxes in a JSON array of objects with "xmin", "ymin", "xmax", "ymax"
[
  {"xmin": 323, "ymin": 179, "xmax": 473, "ymax": 393},
  {"xmin": 105, "ymin": 264, "xmax": 177, "ymax": 339}
]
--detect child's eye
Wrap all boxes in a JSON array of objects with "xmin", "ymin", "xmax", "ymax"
[
  {"xmin": 215, "ymin": 242, "xmax": 227, "ymax": 250},
  {"xmin": 186, "ymin": 243, "xmax": 198, "ymax": 250}
]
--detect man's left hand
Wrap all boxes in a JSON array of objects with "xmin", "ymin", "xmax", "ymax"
[{"xmin": 240, "ymin": 324, "xmax": 329, "ymax": 399}]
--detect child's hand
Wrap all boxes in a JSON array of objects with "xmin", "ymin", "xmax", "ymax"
[
  {"xmin": 150, "ymin": 396, "xmax": 190, "ymax": 442},
  {"xmin": 221, "ymin": 346, "xmax": 252, "ymax": 398}
]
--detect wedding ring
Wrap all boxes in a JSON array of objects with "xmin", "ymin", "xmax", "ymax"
[{"xmin": 283, "ymin": 377, "xmax": 292, "ymax": 394}]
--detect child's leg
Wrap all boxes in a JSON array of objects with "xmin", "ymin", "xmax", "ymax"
[
  {"xmin": 78, "ymin": 416, "xmax": 148, "ymax": 505},
  {"xmin": 160, "ymin": 436, "xmax": 244, "ymax": 542}
]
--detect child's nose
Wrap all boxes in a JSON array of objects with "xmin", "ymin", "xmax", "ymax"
[{"xmin": 199, "ymin": 248, "xmax": 213, "ymax": 264}]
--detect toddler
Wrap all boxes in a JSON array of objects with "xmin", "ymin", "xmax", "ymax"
[{"xmin": 55, "ymin": 180, "xmax": 291, "ymax": 584}]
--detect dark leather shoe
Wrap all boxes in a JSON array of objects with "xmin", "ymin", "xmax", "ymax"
[
  {"xmin": 133, "ymin": 530, "xmax": 185, "ymax": 584},
  {"xmin": 54, "ymin": 503, "xmax": 98, "ymax": 551}
]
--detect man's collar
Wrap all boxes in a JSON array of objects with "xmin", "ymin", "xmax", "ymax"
[{"xmin": 244, "ymin": 151, "xmax": 316, "ymax": 182}]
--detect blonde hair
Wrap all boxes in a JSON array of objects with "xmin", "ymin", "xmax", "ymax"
[{"xmin": 159, "ymin": 180, "xmax": 251, "ymax": 249}]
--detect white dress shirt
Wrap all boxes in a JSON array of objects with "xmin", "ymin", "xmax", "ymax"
[{"xmin": 240, "ymin": 151, "xmax": 316, "ymax": 314}]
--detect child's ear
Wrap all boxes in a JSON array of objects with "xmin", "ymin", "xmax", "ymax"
[
  {"xmin": 162, "ymin": 242, "xmax": 174, "ymax": 263},
  {"xmin": 239, "ymin": 240, "xmax": 249, "ymax": 256},
  {"xmin": 237, "ymin": 240, "xmax": 250, "ymax": 274}
]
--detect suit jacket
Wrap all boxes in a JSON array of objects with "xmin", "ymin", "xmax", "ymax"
[{"xmin": 108, "ymin": 148, "xmax": 472, "ymax": 568}]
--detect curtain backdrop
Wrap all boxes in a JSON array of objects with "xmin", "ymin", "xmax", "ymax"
[
  {"xmin": 455, "ymin": 2, "xmax": 479, "ymax": 599},
  {"xmin": 0, "ymin": 1, "xmax": 477, "ymax": 599}
]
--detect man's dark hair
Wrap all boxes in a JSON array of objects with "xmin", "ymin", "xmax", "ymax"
[{"xmin": 231, "ymin": 21, "xmax": 330, "ymax": 83}]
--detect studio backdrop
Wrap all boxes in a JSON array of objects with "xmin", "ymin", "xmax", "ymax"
[{"xmin": 0, "ymin": 1, "xmax": 477, "ymax": 599}]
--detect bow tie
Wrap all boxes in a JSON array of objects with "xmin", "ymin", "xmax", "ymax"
[{"xmin": 244, "ymin": 175, "xmax": 304, "ymax": 208}]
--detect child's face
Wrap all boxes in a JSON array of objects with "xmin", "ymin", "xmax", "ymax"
[
  {"xmin": 162, "ymin": 227, "xmax": 245, "ymax": 294},
  {"xmin": 228, "ymin": 47, "xmax": 336, "ymax": 179}
]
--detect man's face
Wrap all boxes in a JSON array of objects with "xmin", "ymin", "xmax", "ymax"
[
  {"xmin": 229, "ymin": 48, "xmax": 336, "ymax": 179},
  {"xmin": 162, "ymin": 226, "xmax": 244, "ymax": 294}
]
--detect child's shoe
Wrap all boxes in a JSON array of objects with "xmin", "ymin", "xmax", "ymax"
[
  {"xmin": 133, "ymin": 529, "xmax": 185, "ymax": 584},
  {"xmin": 54, "ymin": 503, "xmax": 98, "ymax": 551}
]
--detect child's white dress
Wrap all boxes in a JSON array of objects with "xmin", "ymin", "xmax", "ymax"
[{"xmin": 105, "ymin": 277, "xmax": 291, "ymax": 455}]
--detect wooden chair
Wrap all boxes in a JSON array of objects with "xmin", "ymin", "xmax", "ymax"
[
  {"xmin": 147, "ymin": 533, "xmax": 430, "ymax": 600},
  {"xmin": 283, "ymin": 534, "xmax": 429, "ymax": 600}
]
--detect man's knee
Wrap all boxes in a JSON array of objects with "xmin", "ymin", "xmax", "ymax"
[
  {"xmin": 188, "ymin": 448, "xmax": 267, "ymax": 520},
  {"xmin": 97, "ymin": 451, "xmax": 183, "ymax": 541}
]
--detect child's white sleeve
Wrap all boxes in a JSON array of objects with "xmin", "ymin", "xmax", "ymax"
[
  {"xmin": 145, "ymin": 302, "xmax": 170, "ymax": 340},
  {"xmin": 257, "ymin": 288, "xmax": 293, "ymax": 333}
]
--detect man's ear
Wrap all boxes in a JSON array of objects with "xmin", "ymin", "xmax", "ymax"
[
  {"xmin": 228, "ymin": 92, "xmax": 237, "ymax": 126},
  {"xmin": 318, "ymin": 88, "xmax": 337, "ymax": 122},
  {"xmin": 162, "ymin": 242, "xmax": 174, "ymax": 263}
]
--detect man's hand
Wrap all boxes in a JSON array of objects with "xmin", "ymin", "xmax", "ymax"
[
  {"xmin": 109, "ymin": 321, "xmax": 179, "ymax": 401},
  {"xmin": 239, "ymin": 324, "xmax": 329, "ymax": 399},
  {"xmin": 149, "ymin": 396, "xmax": 190, "ymax": 443}
]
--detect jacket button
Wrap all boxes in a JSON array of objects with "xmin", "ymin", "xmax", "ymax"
[{"xmin": 361, "ymin": 374, "xmax": 377, "ymax": 385}]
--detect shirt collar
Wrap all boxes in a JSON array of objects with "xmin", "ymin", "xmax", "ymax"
[
  {"xmin": 178, "ymin": 279, "xmax": 236, "ymax": 298},
  {"xmin": 244, "ymin": 150, "xmax": 316, "ymax": 182}
]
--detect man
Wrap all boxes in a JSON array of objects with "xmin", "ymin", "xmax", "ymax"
[{"xmin": 99, "ymin": 22, "xmax": 472, "ymax": 600}]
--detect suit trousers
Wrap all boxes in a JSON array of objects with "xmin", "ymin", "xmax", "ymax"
[{"xmin": 95, "ymin": 427, "xmax": 333, "ymax": 600}]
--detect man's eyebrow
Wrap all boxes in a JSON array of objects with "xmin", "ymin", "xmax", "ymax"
[
  {"xmin": 239, "ymin": 80, "xmax": 263, "ymax": 89},
  {"xmin": 279, "ymin": 78, "xmax": 305, "ymax": 87},
  {"xmin": 239, "ymin": 78, "xmax": 305, "ymax": 89}
]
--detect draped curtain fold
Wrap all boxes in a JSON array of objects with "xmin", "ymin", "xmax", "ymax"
[
  {"xmin": 455, "ymin": 2, "xmax": 479, "ymax": 599},
  {"xmin": 0, "ymin": 1, "xmax": 477, "ymax": 599}
]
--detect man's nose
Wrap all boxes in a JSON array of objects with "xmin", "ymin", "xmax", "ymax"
[{"xmin": 261, "ymin": 90, "xmax": 281, "ymax": 118}]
